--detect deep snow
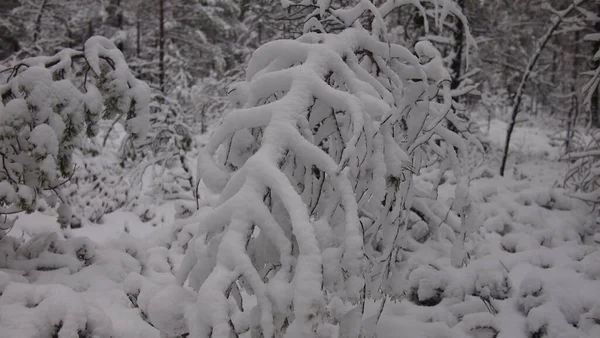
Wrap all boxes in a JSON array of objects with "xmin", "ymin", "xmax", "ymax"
[{"xmin": 0, "ymin": 118, "xmax": 598, "ymax": 338}]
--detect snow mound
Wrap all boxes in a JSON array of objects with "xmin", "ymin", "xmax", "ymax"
[
  {"xmin": 373, "ymin": 173, "xmax": 599, "ymax": 338},
  {"xmin": 0, "ymin": 220, "xmax": 197, "ymax": 338}
]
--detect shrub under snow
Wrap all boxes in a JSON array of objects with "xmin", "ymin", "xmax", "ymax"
[
  {"xmin": 175, "ymin": 1, "xmax": 481, "ymax": 336},
  {"xmin": 0, "ymin": 36, "xmax": 150, "ymax": 229}
]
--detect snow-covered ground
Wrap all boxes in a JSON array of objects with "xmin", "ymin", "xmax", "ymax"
[{"xmin": 0, "ymin": 118, "xmax": 598, "ymax": 338}]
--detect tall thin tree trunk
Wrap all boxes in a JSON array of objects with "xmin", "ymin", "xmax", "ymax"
[
  {"xmin": 567, "ymin": 31, "xmax": 580, "ymax": 152},
  {"xmin": 159, "ymin": 0, "xmax": 165, "ymax": 92},
  {"xmin": 447, "ymin": 0, "xmax": 464, "ymax": 137},
  {"xmin": 201, "ymin": 105, "xmax": 207, "ymax": 134},
  {"xmin": 33, "ymin": 0, "xmax": 48, "ymax": 42},
  {"xmin": 550, "ymin": 48, "xmax": 557, "ymax": 116},
  {"xmin": 87, "ymin": 21, "xmax": 94, "ymax": 40},
  {"xmin": 115, "ymin": 0, "xmax": 124, "ymax": 51},
  {"xmin": 450, "ymin": 0, "xmax": 465, "ymax": 91},
  {"xmin": 116, "ymin": 0, "xmax": 123, "ymax": 28},
  {"xmin": 238, "ymin": 0, "xmax": 247, "ymax": 21},
  {"xmin": 500, "ymin": 3, "xmax": 578, "ymax": 176},
  {"xmin": 136, "ymin": 17, "xmax": 141, "ymax": 57},
  {"xmin": 592, "ymin": 3, "xmax": 600, "ymax": 127},
  {"xmin": 595, "ymin": 85, "xmax": 600, "ymax": 127}
]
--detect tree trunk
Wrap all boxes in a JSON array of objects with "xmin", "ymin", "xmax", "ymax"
[
  {"xmin": 33, "ymin": 0, "xmax": 48, "ymax": 42},
  {"xmin": 159, "ymin": 0, "xmax": 165, "ymax": 92},
  {"xmin": 136, "ymin": 14, "xmax": 141, "ymax": 57},
  {"xmin": 500, "ymin": 4, "xmax": 577, "ymax": 176},
  {"xmin": 550, "ymin": 49, "xmax": 557, "ymax": 116},
  {"xmin": 567, "ymin": 31, "xmax": 580, "ymax": 152},
  {"xmin": 238, "ymin": 0, "xmax": 247, "ymax": 21},
  {"xmin": 594, "ymin": 86, "xmax": 600, "ymax": 127},
  {"xmin": 450, "ymin": 0, "xmax": 465, "ymax": 91},
  {"xmin": 592, "ymin": 3, "xmax": 600, "ymax": 127},
  {"xmin": 201, "ymin": 105, "xmax": 207, "ymax": 134},
  {"xmin": 116, "ymin": 0, "xmax": 123, "ymax": 28}
]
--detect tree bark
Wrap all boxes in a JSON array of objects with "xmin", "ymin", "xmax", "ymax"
[
  {"xmin": 591, "ymin": 3, "xmax": 600, "ymax": 127},
  {"xmin": 33, "ymin": 0, "xmax": 48, "ymax": 42},
  {"xmin": 567, "ymin": 31, "xmax": 580, "ymax": 152},
  {"xmin": 447, "ymin": 0, "xmax": 465, "ymax": 137},
  {"xmin": 136, "ymin": 19, "xmax": 141, "ymax": 57},
  {"xmin": 500, "ymin": 3, "xmax": 578, "ymax": 176},
  {"xmin": 238, "ymin": 0, "xmax": 248, "ymax": 21},
  {"xmin": 450, "ymin": 0, "xmax": 465, "ymax": 91},
  {"xmin": 550, "ymin": 49, "xmax": 557, "ymax": 115},
  {"xmin": 159, "ymin": 0, "xmax": 165, "ymax": 92}
]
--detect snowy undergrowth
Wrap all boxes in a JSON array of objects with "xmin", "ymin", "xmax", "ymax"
[
  {"xmin": 62, "ymin": 118, "xmax": 212, "ymax": 229},
  {"xmin": 374, "ymin": 171, "xmax": 599, "ymax": 338},
  {"xmin": 1, "ymin": 168, "xmax": 598, "ymax": 338},
  {"xmin": 483, "ymin": 118, "xmax": 561, "ymax": 160},
  {"xmin": 1, "ymin": 108, "xmax": 598, "ymax": 338},
  {"xmin": 0, "ymin": 206, "xmax": 207, "ymax": 338},
  {"xmin": 0, "ymin": 36, "xmax": 150, "ymax": 231},
  {"xmin": 2, "ymin": 2, "xmax": 599, "ymax": 338},
  {"xmin": 0, "ymin": 170, "xmax": 218, "ymax": 338}
]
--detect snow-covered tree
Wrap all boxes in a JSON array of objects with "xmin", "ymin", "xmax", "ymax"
[
  {"xmin": 499, "ymin": 0, "xmax": 590, "ymax": 176},
  {"xmin": 62, "ymin": 124, "xmax": 133, "ymax": 227},
  {"xmin": 565, "ymin": 12, "xmax": 600, "ymax": 206},
  {"xmin": 0, "ymin": 36, "xmax": 150, "ymax": 229},
  {"xmin": 96, "ymin": 0, "xmax": 250, "ymax": 213},
  {"xmin": 174, "ymin": 1, "xmax": 480, "ymax": 337},
  {"xmin": 0, "ymin": 0, "xmax": 106, "ymax": 60}
]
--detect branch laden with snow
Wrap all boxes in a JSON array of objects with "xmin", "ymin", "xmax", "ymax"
[
  {"xmin": 0, "ymin": 36, "xmax": 150, "ymax": 229},
  {"xmin": 174, "ymin": 1, "xmax": 480, "ymax": 337},
  {"xmin": 564, "ymin": 1, "xmax": 600, "ymax": 207},
  {"xmin": 564, "ymin": 129, "xmax": 600, "ymax": 206}
]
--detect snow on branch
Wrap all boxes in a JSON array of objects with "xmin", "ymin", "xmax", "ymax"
[
  {"xmin": 176, "ymin": 2, "xmax": 480, "ymax": 336},
  {"xmin": 285, "ymin": 0, "xmax": 476, "ymax": 63},
  {"xmin": 0, "ymin": 36, "xmax": 150, "ymax": 228}
]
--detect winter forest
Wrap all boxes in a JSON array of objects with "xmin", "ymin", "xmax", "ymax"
[{"xmin": 1, "ymin": 0, "xmax": 600, "ymax": 337}]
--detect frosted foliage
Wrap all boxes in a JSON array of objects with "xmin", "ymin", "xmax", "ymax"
[
  {"xmin": 566, "ymin": 7, "xmax": 600, "ymax": 206},
  {"xmin": 0, "ymin": 36, "xmax": 149, "ymax": 226},
  {"xmin": 177, "ymin": 1, "xmax": 479, "ymax": 337},
  {"xmin": 0, "ymin": 228, "xmax": 196, "ymax": 338},
  {"xmin": 0, "ymin": 283, "xmax": 113, "ymax": 338},
  {"xmin": 564, "ymin": 129, "xmax": 600, "ymax": 206},
  {"xmin": 63, "ymin": 136, "xmax": 131, "ymax": 227}
]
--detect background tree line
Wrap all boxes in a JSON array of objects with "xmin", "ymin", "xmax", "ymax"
[
  {"xmin": 2, "ymin": 0, "xmax": 598, "ymax": 127},
  {"xmin": 1, "ymin": 0, "xmax": 599, "ymax": 224}
]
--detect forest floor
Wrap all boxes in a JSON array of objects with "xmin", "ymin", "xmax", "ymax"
[{"xmin": 1, "ymin": 114, "xmax": 599, "ymax": 338}]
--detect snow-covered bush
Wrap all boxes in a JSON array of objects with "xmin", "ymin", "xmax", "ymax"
[
  {"xmin": 130, "ymin": 92, "xmax": 194, "ymax": 194},
  {"xmin": 518, "ymin": 273, "xmax": 546, "ymax": 315},
  {"xmin": 68, "ymin": 89, "xmax": 199, "ymax": 227},
  {"xmin": 0, "ymin": 229, "xmax": 189, "ymax": 338},
  {"xmin": 566, "ymin": 20, "xmax": 600, "ymax": 207},
  {"xmin": 0, "ymin": 36, "xmax": 150, "ymax": 229},
  {"xmin": 0, "ymin": 282, "xmax": 115, "ymax": 338},
  {"xmin": 64, "ymin": 137, "xmax": 131, "ymax": 227},
  {"xmin": 564, "ymin": 129, "xmax": 600, "ymax": 206},
  {"xmin": 472, "ymin": 263, "xmax": 512, "ymax": 301},
  {"xmin": 406, "ymin": 264, "xmax": 449, "ymax": 306},
  {"xmin": 175, "ymin": 1, "xmax": 480, "ymax": 336}
]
